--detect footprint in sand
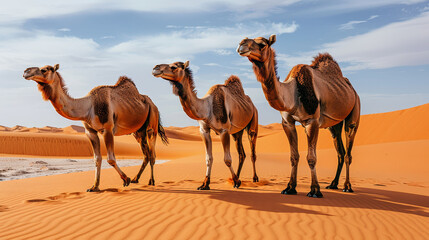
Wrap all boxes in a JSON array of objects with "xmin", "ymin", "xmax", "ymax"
[
  {"xmin": 0, "ymin": 205, "xmax": 9, "ymax": 212},
  {"xmin": 26, "ymin": 192, "xmax": 84, "ymax": 203}
]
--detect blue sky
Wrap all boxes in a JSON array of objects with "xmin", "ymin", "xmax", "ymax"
[{"xmin": 1, "ymin": 0, "xmax": 428, "ymax": 127}]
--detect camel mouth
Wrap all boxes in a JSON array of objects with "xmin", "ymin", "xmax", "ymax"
[
  {"xmin": 238, "ymin": 51, "xmax": 251, "ymax": 57},
  {"xmin": 153, "ymin": 72, "xmax": 176, "ymax": 81},
  {"xmin": 237, "ymin": 44, "xmax": 251, "ymax": 56}
]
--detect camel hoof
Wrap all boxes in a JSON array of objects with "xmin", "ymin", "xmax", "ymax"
[
  {"xmin": 281, "ymin": 188, "xmax": 297, "ymax": 195},
  {"xmin": 253, "ymin": 176, "xmax": 259, "ymax": 182},
  {"xmin": 197, "ymin": 185, "xmax": 210, "ymax": 190},
  {"xmin": 326, "ymin": 184, "xmax": 338, "ymax": 189},
  {"xmin": 234, "ymin": 180, "xmax": 241, "ymax": 189},
  {"xmin": 148, "ymin": 179, "xmax": 155, "ymax": 186},
  {"xmin": 123, "ymin": 177, "xmax": 131, "ymax": 187},
  {"xmin": 307, "ymin": 191, "xmax": 323, "ymax": 198},
  {"xmin": 343, "ymin": 188, "xmax": 354, "ymax": 193},
  {"xmin": 131, "ymin": 178, "xmax": 139, "ymax": 184},
  {"xmin": 87, "ymin": 187, "xmax": 100, "ymax": 192}
]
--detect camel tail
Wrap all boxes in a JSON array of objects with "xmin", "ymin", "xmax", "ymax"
[{"xmin": 157, "ymin": 114, "xmax": 169, "ymax": 145}]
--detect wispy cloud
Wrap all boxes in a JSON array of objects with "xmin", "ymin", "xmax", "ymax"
[
  {"xmin": 58, "ymin": 28, "xmax": 71, "ymax": 32},
  {"xmin": 0, "ymin": 0, "xmax": 302, "ymax": 25},
  {"xmin": 108, "ymin": 22, "xmax": 298, "ymax": 60},
  {"xmin": 313, "ymin": 0, "xmax": 427, "ymax": 14},
  {"xmin": 279, "ymin": 12, "xmax": 429, "ymax": 71},
  {"xmin": 339, "ymin": 15, "xmax": 379, "ymax": 30}
]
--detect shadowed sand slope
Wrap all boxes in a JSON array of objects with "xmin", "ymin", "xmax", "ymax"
[{"xmin": 0, "ymin": 104, "xmax": 428, "ymax": 239}]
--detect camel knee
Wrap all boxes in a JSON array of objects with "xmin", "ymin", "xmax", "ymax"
[
  {"xmin": 251, "ymin": 154, "xmax": 256, "ymax": 163},
  {"xmin": 107, "ymin": 159, "xmax": 116, "ymax": 166},
  {"xmin": 206, "ymin": 156, "xmax": 213, "ymax": 166},
  {"xmin": 345, "ymin": 155, "xmax": 352, "ymax": 165},
  {"xmin": 290, "ymin": 153, "xmax": 300, "ymax": 166},
  {"xmin": 307, "ymin": 158, "xmax": 316, "ymax": 169},
  {"xmin": 224, "ymin": 158, "xmax": 232, "ymax": 167},
  {"xmin": 93, "ymin": 156, "xmax": 102, "ymax": 166}
]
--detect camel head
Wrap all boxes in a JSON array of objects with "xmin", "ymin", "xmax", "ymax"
[
  {"xmin": 23, "ymin": 64, "xmax": 62, "ymax": 100},
  {"xmin": 152, "ymin": 61, "xmax": 190, "ymax": 83},
  {"xmin": 23, "ymin": 64, "xmax": 60, "ymax": 84},
  {"xmin": 237, "ymin": 35, "xmax": 276, "ymax": 62}
]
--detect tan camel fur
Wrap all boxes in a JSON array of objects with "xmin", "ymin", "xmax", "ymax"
[
  {"xmin": 23, "ymin": 64, "xmax": 168, "ymax": 192},
  {"xmin": 238, "ymin": 35, "xmax": 360, "ymax": 197},
  {"xmin": 152, "ymin": 61, "xmax": 258, "ymax": 190}
]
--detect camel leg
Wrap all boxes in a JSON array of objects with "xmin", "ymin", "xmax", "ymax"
[
  {"xmin": 103, "ymin": 129, "xmax": 130, "ymax": 187},
  {"xmin": 198, "ymin": 122, "xmax": 213, "ymax": 190},
  {"xmin": 246, "ymin": 109, "xmax": 259, "ymax": 182},
  {"xmin": 326, "ymin": 121, "xmax": 346, "ymax": 189},
  {"xmin": 85, "ymin": 126, "xmax": 102, "ymax": 192},
  {"xmin": 131, "ymin": 129, "xmax": 149, "ymax": 184},
  {"xmin": 146, "ymin": 128, "xmax": 157, "ymax": 186},
  {"xmin": 232, "ymin": 130, "xmax": 246, "ymax": 179},
  {"xmin": 220, "ymin": 131, "xmax": 241, "ymax": 188},
  {"xmin": 304, "ymin": 119, "xmax": 323, "ymax": 198},
  {"xmin": 281, "ymin": 118, "xmax": 299, "ymax": 195},
  {"xmin": 343, "ymin": 98, "xmax": 360, "ymax": 192}
]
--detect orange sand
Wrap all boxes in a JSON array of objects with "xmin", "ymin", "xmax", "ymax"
[{"xmin": 0, "ymin": 104, "xmax": 428, "ymax": 239}]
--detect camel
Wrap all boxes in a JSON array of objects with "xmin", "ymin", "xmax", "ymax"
[
  {"xmin": 152, "ymin": 61, "xmax": 258, "ymax": 190},
  {"xmin": 23, "ymin": 64, "xmax": 168, "ymax": 192},
  {"xmin": 237, "ymin": 35, "xmax": 360, "ymax": 197}
]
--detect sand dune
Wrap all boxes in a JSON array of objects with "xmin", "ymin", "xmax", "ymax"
[{"xmin": 0, "ymin": 104, "xmax": 428, "ymax": 239}]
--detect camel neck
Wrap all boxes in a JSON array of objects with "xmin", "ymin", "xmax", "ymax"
[
  {"xmin": 45, "ymin": 75, "xmax": 91, "ymax": 121},
  {"xmin": 174, "ymin": 75, "xmax": 209, "ymax": 120},
  {"xmin": 252, "ymin": 49, "xmax": 296, "ymax": 112}
]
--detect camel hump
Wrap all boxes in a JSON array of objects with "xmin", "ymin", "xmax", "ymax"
[
  {"xmin": 289, "ymin": 64, "xmax": 318, "ymax": 115},
  {"xmin": 115, "ymin": 76, "xmax": 136, "ymax": 88},
  {"xmin": 224, "ymin": 75, "xmax": 245, "ymax": 96},
  {"xmin": 310, "ymin": 53, "xmax": 343, "ymax": 77}
]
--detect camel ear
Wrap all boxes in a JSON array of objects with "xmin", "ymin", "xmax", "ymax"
[
  {"xmin": 268, "ymin": 34, "xmax": 276, "ymax": 46},
  {"xmin": 53, "ymin": 64, "xmax": 60, "ymax": 72},
  {"xmin": 183, "ymin": 60, "xmax": 189, "ymax": 69}
]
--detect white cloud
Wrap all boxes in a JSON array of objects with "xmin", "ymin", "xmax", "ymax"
[
  {"xmin": 314, "ymin": 0, "xmax": 427, "ymax": 13},
  {"xmin": 213, "ymin": 49, "xmax": 233, "ymax": 56},
  {"xmin": 279, "ymin": 12, "xmax": 429, "ymax": 71},
  {"xmin": 0, "ymin": 0, "xmax": 301, "ymax": 25},
  {"xmin": 204, "ymin": 63, "xmax": 221, "ymax": 66},
  {"xmin": 108, "ymin": 22, "xmax": 297, "ymax": 60},
  {"xmin": 58, "ymin": 28, "xmax": 71, "ymax": 32},
  {"xmin": 339, "ymin": 15, "xmax": 379, "ymax": 30},
  {"xmin": 0, "ymin": 20, "xmax": 297, "ymax": 127}
]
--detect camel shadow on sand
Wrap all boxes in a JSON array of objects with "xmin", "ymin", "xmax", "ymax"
[{"xmin": 132, "ymin": 186, "xmax": 429, "ymax": 217}]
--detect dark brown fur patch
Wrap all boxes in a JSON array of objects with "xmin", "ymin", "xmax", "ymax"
[
  {"xmin": 170, "ymin": 68, "xmax": 195, "ymax": 100},
  {"xmin": 289, "ymin": 65, "xmax": 318, "ymax": 115},
  {"xmin": 37, "ymin": 72, "xmax": 69, "ymax": 101},
  {"xmin": 210, "ymin": 87, "xmax": 228, "ymax": 124},
  {"xmin": 93, "ymin": 90, "xmax": 109, "ymax": 124},
  {"xmin": 37, "ymin": 82, "xmax": 53, "ymax": 100}
]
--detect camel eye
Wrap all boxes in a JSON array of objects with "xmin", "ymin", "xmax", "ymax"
[
  {"xmin": 41, "ymin": 69, "xmax": 47, "ymax": 73},
  {"xmin": 258, "ymin": 43, "xmax": 267, "ymax": 48},
  {"xmin": 171, "ymin": 66, "xmax": 177, "ymax": 71}
]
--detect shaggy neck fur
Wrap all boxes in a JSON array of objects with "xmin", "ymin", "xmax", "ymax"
[
  {"xmin": 251, "ymin": 48, "xmax": 289, "ymax": 111},
  {"xmin": 38, "ymin": 72, "xmax": 91, "ymax": 121},
  {"xmin": 170, "ymin": 69, "xmax": 208, "ymax": 120}
]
